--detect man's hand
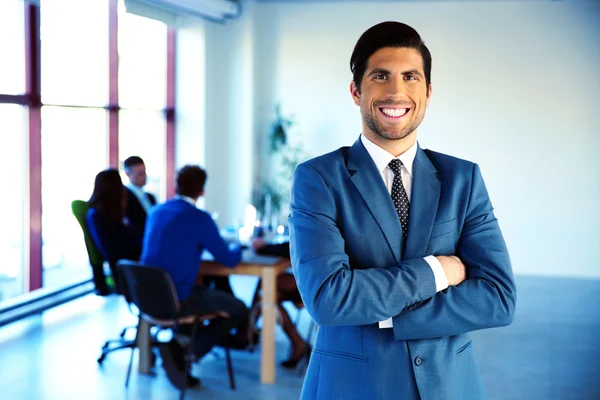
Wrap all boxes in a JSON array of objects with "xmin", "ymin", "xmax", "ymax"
[{"xmin": 436, "ymin": 255, "xmax": 467, "ymax": 286}]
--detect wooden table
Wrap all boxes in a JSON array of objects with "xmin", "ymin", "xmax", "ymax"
[
  {"xmin": 199, "ymin": 252, "xmax": 290, "ymax": 384},
  {"xmin": 136, "ymin": 251, "xmax": 290, "ymax": 385}
]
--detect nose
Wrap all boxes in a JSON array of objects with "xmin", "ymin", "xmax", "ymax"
[{"xmin": 390, "ymin": 75, "xmax": 407, "ymax": 96}]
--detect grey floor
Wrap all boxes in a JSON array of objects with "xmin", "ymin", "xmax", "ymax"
[{"xmin": 0, "ymin": 275, "xmax": 598, "ymax": 400}]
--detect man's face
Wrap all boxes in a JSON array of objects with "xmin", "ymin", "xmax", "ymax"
[
  {"xmin": 126, "ymin": 163, "xmax": 147, "ymax": 187},
  {"xmin": 351, "ymin": 47, "xmax": 432, "ymax": 144}
]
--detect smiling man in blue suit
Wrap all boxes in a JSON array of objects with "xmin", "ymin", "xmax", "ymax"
[{"xmin": 289, "ymin": 21, "xmax": 516, "ymax": 400}]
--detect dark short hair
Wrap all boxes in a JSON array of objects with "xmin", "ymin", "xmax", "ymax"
[
  {"xmin": 350, "ymin": 21, "xmax": 432, "ymax": 94},
  {"xmin": 123, "ymin": 156, "xmax": 145, "ymax": 171},
  {"xmin": 176, "ymin": 165, "xmax": 207, "ymax": 198}
]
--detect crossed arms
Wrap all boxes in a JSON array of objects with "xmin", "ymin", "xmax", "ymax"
[{"xmin": 289, "ymin": 162, "xmax": 516, "ymax": 341}]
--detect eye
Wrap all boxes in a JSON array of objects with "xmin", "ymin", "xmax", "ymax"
[
  {"xmin": 404, "ymin": 75, "xmax": 417, "ymax": 81},
  {"xmin": 374, "ymin": 74, "xmax": 387, "ymax": 80}
]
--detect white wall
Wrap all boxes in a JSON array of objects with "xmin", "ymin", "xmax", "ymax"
[
  {"xmin": 176, "ymin": 26, "xmax": 208, "ymax": 208},
  {"xmin": 176, "ymin": 27, "xmax": 206, "ymax": 170},
  {"xmin": 177, "ymin": 3, "xmax": 256, "ymax": 225},
  {"xmin": 176, "ymin": 0, "xmax": 600, "ymax": 277},
  {"xmin": 248, "ymin": 0, "xmax": 600, "ymax": 278}
]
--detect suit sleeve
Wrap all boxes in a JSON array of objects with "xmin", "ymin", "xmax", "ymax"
[
  {"xmin": 391, "ymin": 164, "xmax": 516, "ymax": 340},
  {"xmin": 289, "ymin": 163, "xmax": 438, "ymax": 327}
]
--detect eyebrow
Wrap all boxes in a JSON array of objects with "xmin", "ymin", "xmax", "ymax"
[
  {"xmin": 403, "ymin": 69, "xmax": 424, "ymax": 79},
  {"xmin": 367, "ymin": 68, "xmax": 424, "ymax": 79}
]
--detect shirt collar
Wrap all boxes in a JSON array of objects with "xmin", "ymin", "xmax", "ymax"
[
  {"xmin": 176, "ymin": 195, "xmax": 196, "ymax": 207},
  {"xmin": 360, "ymin": 134, "xmax": 417, "ymax": 177}
]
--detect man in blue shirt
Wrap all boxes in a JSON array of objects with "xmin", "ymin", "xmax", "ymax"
[{"xmin": 142, "ymin": 165, "xmax": 248, "ymax": 388}]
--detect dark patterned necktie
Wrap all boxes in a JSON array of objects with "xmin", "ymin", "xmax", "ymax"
[{"xmin": 388, "ymin": 159, "xmax": 410, "ymax": 240}]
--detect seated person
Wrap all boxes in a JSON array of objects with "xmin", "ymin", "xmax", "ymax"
[
  {"xmin": 141, "ymin": 165, "xmax": 249, "ymax": 389},
  {"xmin": 86, "ymin": 168, "xmax": 143, "ymax": 292},
  {"xmin": 251, "ymin": 239, "xmax": 310, "ymax": 369},
  {"xmin": 123, "ymin": 155, "xmax": 157, "ymax": 233}
]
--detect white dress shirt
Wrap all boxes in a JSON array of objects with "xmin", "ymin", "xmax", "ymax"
[
  {"xmin": 359, "ymin": 134, "xmax": 448, "ymax": 329},
  {"xmin": 126, "ymin": 183, "xmax": 154, "ymax": 214}
]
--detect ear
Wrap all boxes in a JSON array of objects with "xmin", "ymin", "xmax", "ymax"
[
  {"xmin": 425, "ymin": 83, "xmax": 433, "ymax": 107},
  {"xmin": 199, "ymin": 189, "xmax": 204, "ymax": 197},
  {"xmin": 350, "ymin": 81, "xmax": 361, "ymax": 106}
]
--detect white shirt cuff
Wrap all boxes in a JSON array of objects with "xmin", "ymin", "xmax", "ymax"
[
  {"xmin": 378, "ymin": 318, "xmax": 393, "ymax": 329},
  {"xmin": 425, "ymin": 255, "xmax": 448, "ymax": 292}
]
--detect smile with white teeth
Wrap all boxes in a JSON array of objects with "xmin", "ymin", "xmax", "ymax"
[{"xmin": 380, "ymin": 108, "xmax": 409, "ymax": 118}]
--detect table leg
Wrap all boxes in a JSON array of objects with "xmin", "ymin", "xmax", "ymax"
[
  {"xmin": 137, "ymin": 317, "xmax": 152, "ymax": 374},
  {"xmin": 261, "ymin": 267, "xmax": 276, "ymax": 384}
]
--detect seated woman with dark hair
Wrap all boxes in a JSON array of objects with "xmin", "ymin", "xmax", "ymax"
[{"xmin": 86, "ymin": 168, "xmax": 143, "ymax": 291}]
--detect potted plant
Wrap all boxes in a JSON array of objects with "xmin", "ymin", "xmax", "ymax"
[{"xmin": 255, "ymin": 104, "xmax": 308, "ymax": 230}]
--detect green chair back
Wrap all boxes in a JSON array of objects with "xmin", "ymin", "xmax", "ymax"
[{"xmin": 71, "ymin": 200, "xmax": 106, "ymax": 267}]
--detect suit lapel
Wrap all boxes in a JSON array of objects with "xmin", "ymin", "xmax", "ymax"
[
  {"xmin": 348, "ymin": 138, "xmax": 403, "ymax": 263},
  {"xmin": 404, "ymin": 147, "xmax": 441, "ymax": 260},
  {"xmin": 147, "ymin": 193, "xmax": 156, "ymax": 206}
]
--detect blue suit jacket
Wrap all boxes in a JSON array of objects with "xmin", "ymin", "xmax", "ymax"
[{"xmin": 289, "ymin": 138, "xmax": 516, "ymax": 400}]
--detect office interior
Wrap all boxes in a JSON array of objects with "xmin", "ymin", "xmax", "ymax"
[{"xmin": 0, "ymin": 0, "xmax": 598, "ymax": 399}]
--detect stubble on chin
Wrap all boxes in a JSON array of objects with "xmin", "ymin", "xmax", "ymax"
[{"xmin": 363, "ymin": 111, "xmax": 413, "ymax": 142}]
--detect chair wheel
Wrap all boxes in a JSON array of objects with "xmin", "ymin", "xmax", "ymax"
[{"xmin": 97, "ymin": 355, "xmax": 105, "ymax": 365}]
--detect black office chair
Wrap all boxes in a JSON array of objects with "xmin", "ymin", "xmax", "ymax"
[
  {"xmin": 71, "ymin": 200, "xmax": 142, "ymax": 364},
  {"xmin": 118, "ymin": 260, "xmax": 236, "ymax": 399}
]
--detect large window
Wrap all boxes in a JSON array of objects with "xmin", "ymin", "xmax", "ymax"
[
  {"xmin": 0, "ymin": 0, "xmax": 175, "ymax": 309},
  {"xmin": 119, "ymin": 110, "xmax": 167, "ymax": 200},
  {"xmin": 0, "ymin": 106, "xmax": 27, "ymax": 303},
  {"xmin": 0, "ymin": 1, "xmax": 27, "ymax": 303},
  {"xmin": 39, "ymin": 0, "xmax": 111, "ymax": 290},
  {"xmin": 118, "ymin": 3, "xmax": 167, "ymax": 110},
  {"xmin": 40, "ymin": 0, "xmax": 108, "ymax": 106},
  {"xmin": 41, "ymin": 107, "xmax": 108, "ymax": 290},
  {"xmin": 118, "ymin": 4, "xmax": 167, "ymax": 201},
  {"xmin": 0, "ymin": 1, "xmax": 25, "ymax": 95}
]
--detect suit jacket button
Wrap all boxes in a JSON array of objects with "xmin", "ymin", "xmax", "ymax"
[{"xmin": 414, "ymin": 357, "xmax": 423, "ymax": 366}]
